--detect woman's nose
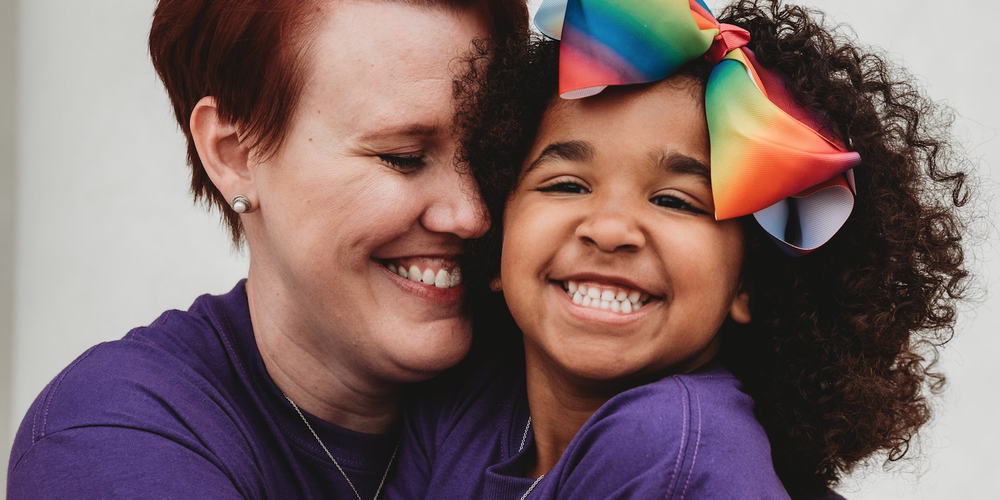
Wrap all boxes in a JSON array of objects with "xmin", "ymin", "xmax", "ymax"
[
  {"xmin": 575, "ymin": 199, "xmax": 646, "ymax": 252},
  {"xmin": 420, "ymin": 163, "xmax": 490, "ymax": 240}
]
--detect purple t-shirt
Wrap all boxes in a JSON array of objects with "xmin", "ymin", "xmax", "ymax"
[
  {"xmin": 7, "ymin": 281, "xmax": 399, "ymax": 500},
  {"xmin": 387, "ymin": 357, "xmax": 793, "ymax": 499}
]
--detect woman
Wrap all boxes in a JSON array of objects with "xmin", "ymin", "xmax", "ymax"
[{"xmin": 7, "ymin": 1, "xmax": 526, "ymax": 499}]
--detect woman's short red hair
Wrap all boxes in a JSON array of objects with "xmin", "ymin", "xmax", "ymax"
[{"xmin": 149, "ymin": 0, "xmax": 528, "ymax": 244}]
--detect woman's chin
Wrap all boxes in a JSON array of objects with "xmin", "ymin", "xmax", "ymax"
[{"xmin": 381, "ymin": 321, "xmax": 473, "ymax": 382}]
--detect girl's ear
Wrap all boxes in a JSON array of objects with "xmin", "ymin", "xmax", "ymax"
[
  {"xmin": 489, "ymin": 275, "xmax": 503, "ymax": 292},
  {"xmin": 190, "ymin": 96, "xmax": 254, "ymax": 208},
  {"xmin": 729, "ymin": 289, "xmax": 751, "ymax": 324}
]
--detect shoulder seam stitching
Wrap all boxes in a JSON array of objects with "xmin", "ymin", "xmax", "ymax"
[{"xmin": 36, "ymin": 345, "xmax": 100, "ymax": 441}]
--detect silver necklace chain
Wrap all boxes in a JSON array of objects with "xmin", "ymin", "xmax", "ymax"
[
  {"xmin": 285, "ymin": 395, "xmax": 399, "ymax": 500},
  {"xmin": 517, "ymin": 415, "xmax": 544, "ymax": 500}
]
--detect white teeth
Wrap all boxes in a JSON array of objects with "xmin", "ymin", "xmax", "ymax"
[
  {"xmin": 388, "ymin": 262, "xmax": 461, "ymax": 289},
  {"xmin": 562, "ymin": 281, "xmax": 652, "ymax": 314},
  {"xmin": 421, "ymin": 269, "xmax": 435, "ymax": 285},
  {"xmin": 434, "ymin": 269, "xmax": 450, "ymax": 288}
]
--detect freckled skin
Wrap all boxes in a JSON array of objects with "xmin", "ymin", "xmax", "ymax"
[{"xmin": 237, "ymin": 2, "xmax": 492, "ymax": 430}]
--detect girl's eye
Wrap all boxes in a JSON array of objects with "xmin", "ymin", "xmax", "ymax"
[
  {"xmin": 537, "ymin": 181, "xmax": 590, "ymax": 194},
  {"xmin": 650, "ymin": 194, "xmax": 710, "ymax": 215},
  {"xmin": 378, "ymin": 154, "xmax": 427, "ymax": 172}
]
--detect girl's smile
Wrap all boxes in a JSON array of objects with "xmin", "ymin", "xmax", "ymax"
[{"xmin": 501, "ymin": 76, "xmax": 752, "ymax": 385}]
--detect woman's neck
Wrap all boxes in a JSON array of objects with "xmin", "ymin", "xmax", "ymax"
[
  {"xmin": 522, "ymin": 344, "xmax": 621, "ymax": 479},
  {"xmin": 246, "ymin": 269, "xmax": 402, "ymax": 434}
]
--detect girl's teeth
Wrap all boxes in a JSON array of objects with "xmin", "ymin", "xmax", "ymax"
[
  {"xmin": 388, "ymin": 263, "xmax": 398, "ymax": 274},
  {"xmin": 398, "ymin": 267, "xmax": 409, "ymax": 279},
  {"xmin": 408, "ymin": 265, "xmax": 421, "ymax": 282},
  {"xmin": 564, "ymin": 281, "xmax": 650, "ymax": 313}
]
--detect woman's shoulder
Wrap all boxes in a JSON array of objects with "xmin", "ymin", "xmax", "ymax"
[{"xmin": 9, "ymin": 282, "xmax": 253, "ymax": 468}]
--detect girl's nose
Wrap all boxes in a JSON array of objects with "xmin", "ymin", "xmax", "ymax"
[{"xmin": 575, "ymin": 200, "xmax": 646, "ymax": 252}]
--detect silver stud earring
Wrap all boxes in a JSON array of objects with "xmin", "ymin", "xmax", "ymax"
[{"xmin": 231, "ymin": 195, "xmax": 251, "ymax": 214}]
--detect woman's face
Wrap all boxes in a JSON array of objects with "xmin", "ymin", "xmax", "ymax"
[
  {"xmin": 501, "ymin": 78, "xmax": 751, "ymax": 387},
  {"xmin": 246, "ymin": 2, "xmax": 490, "ymax": 382}
]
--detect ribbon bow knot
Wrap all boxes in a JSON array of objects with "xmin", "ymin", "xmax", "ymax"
[
  {"xmin": 705, "ymin": 24, "xmax": 750, "ymax": 65},
  {"xmin": 534, "ymin": 0, "xmax": 860, "ymax": 255}
]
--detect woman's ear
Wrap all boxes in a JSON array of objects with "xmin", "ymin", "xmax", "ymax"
[
  {"xmin": 190, "ymin": 96, "xmax": 254, "ymax": 210},
  {"xmin": 729, "ymin": 288, "xmax": 751, "ymax": 324}
]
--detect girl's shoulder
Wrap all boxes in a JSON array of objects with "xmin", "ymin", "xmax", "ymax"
[{"xmin": 546, "ymin": 363, "xmax": 791, "ymax": 499}]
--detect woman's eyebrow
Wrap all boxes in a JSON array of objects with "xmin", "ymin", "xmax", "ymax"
[
  {"xmin": 524, "ymin": 140, "xmax": 595, "ymax": 175},
  {"xmin": 658, "ymin": 152, "xmax": 711, "ymax": 187},
  {"xmin": 356, "ymin": 123, "xmax": 440, "ymax": 143}
]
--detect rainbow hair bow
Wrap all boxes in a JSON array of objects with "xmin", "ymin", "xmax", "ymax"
[{"xmin": 535, "ymin": 0, "xmax": 861, "ymax": 255}]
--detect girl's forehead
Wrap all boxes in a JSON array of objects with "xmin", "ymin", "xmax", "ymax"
[{"xmin": 533, "ymin": 78, "xmax": 710, "ymax": 160}]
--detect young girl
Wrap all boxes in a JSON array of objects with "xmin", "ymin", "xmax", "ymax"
[{"xmin": 387, "ymin": 0, "xmax": 970, "ymax": 498}]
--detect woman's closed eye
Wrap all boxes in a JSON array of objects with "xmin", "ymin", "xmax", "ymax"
[
  {"xmin": 378, "ymin": 154, "xmax": 427, "ymax": 172},
  {"xmin": 537, "ymin": 180, "xmax": 590, "ymax": 194},
  {"xmin": 650, "ymin": 194, "xmax": 710, "ymax": 215}
]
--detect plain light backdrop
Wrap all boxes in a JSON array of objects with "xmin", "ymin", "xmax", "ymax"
[{"xmin": 1, "ymin": 0, "xmax": 997, "ymax": 498}]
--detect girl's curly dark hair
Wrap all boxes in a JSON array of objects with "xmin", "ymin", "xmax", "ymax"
[{"xmin": 454, "ymin": 0, "xmax": 971, "ymax": 497}]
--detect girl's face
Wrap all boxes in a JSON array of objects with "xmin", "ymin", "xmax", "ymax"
[{"xmin": 501, "ymin": 78, "xmax": 752, "ymax": 386}]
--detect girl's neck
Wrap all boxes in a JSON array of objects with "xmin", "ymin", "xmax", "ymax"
[
  {"xmin": 246, "ymin": 268, "xmax": 401, "ymax": 435},
  {"xmin": 522, "ymin": 344, "xmax": 621, "ymax": 479}
]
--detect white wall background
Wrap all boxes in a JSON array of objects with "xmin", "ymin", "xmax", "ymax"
[
  {"xmin": 2, "ymin": 0, "xmax": 998, "ymax": 499},
  {"xmin": 1, "ymin": 0, "xmax": 17, "ymax": 494}
]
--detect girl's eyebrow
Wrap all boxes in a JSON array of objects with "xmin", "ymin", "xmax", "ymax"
[
  {"xmin": 657, "ymin": 152, "xmax": 711, "ymax": 187},
  {"xmin": 524, "ymin": 140, "xmax": 595, "ymax": 175}
]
